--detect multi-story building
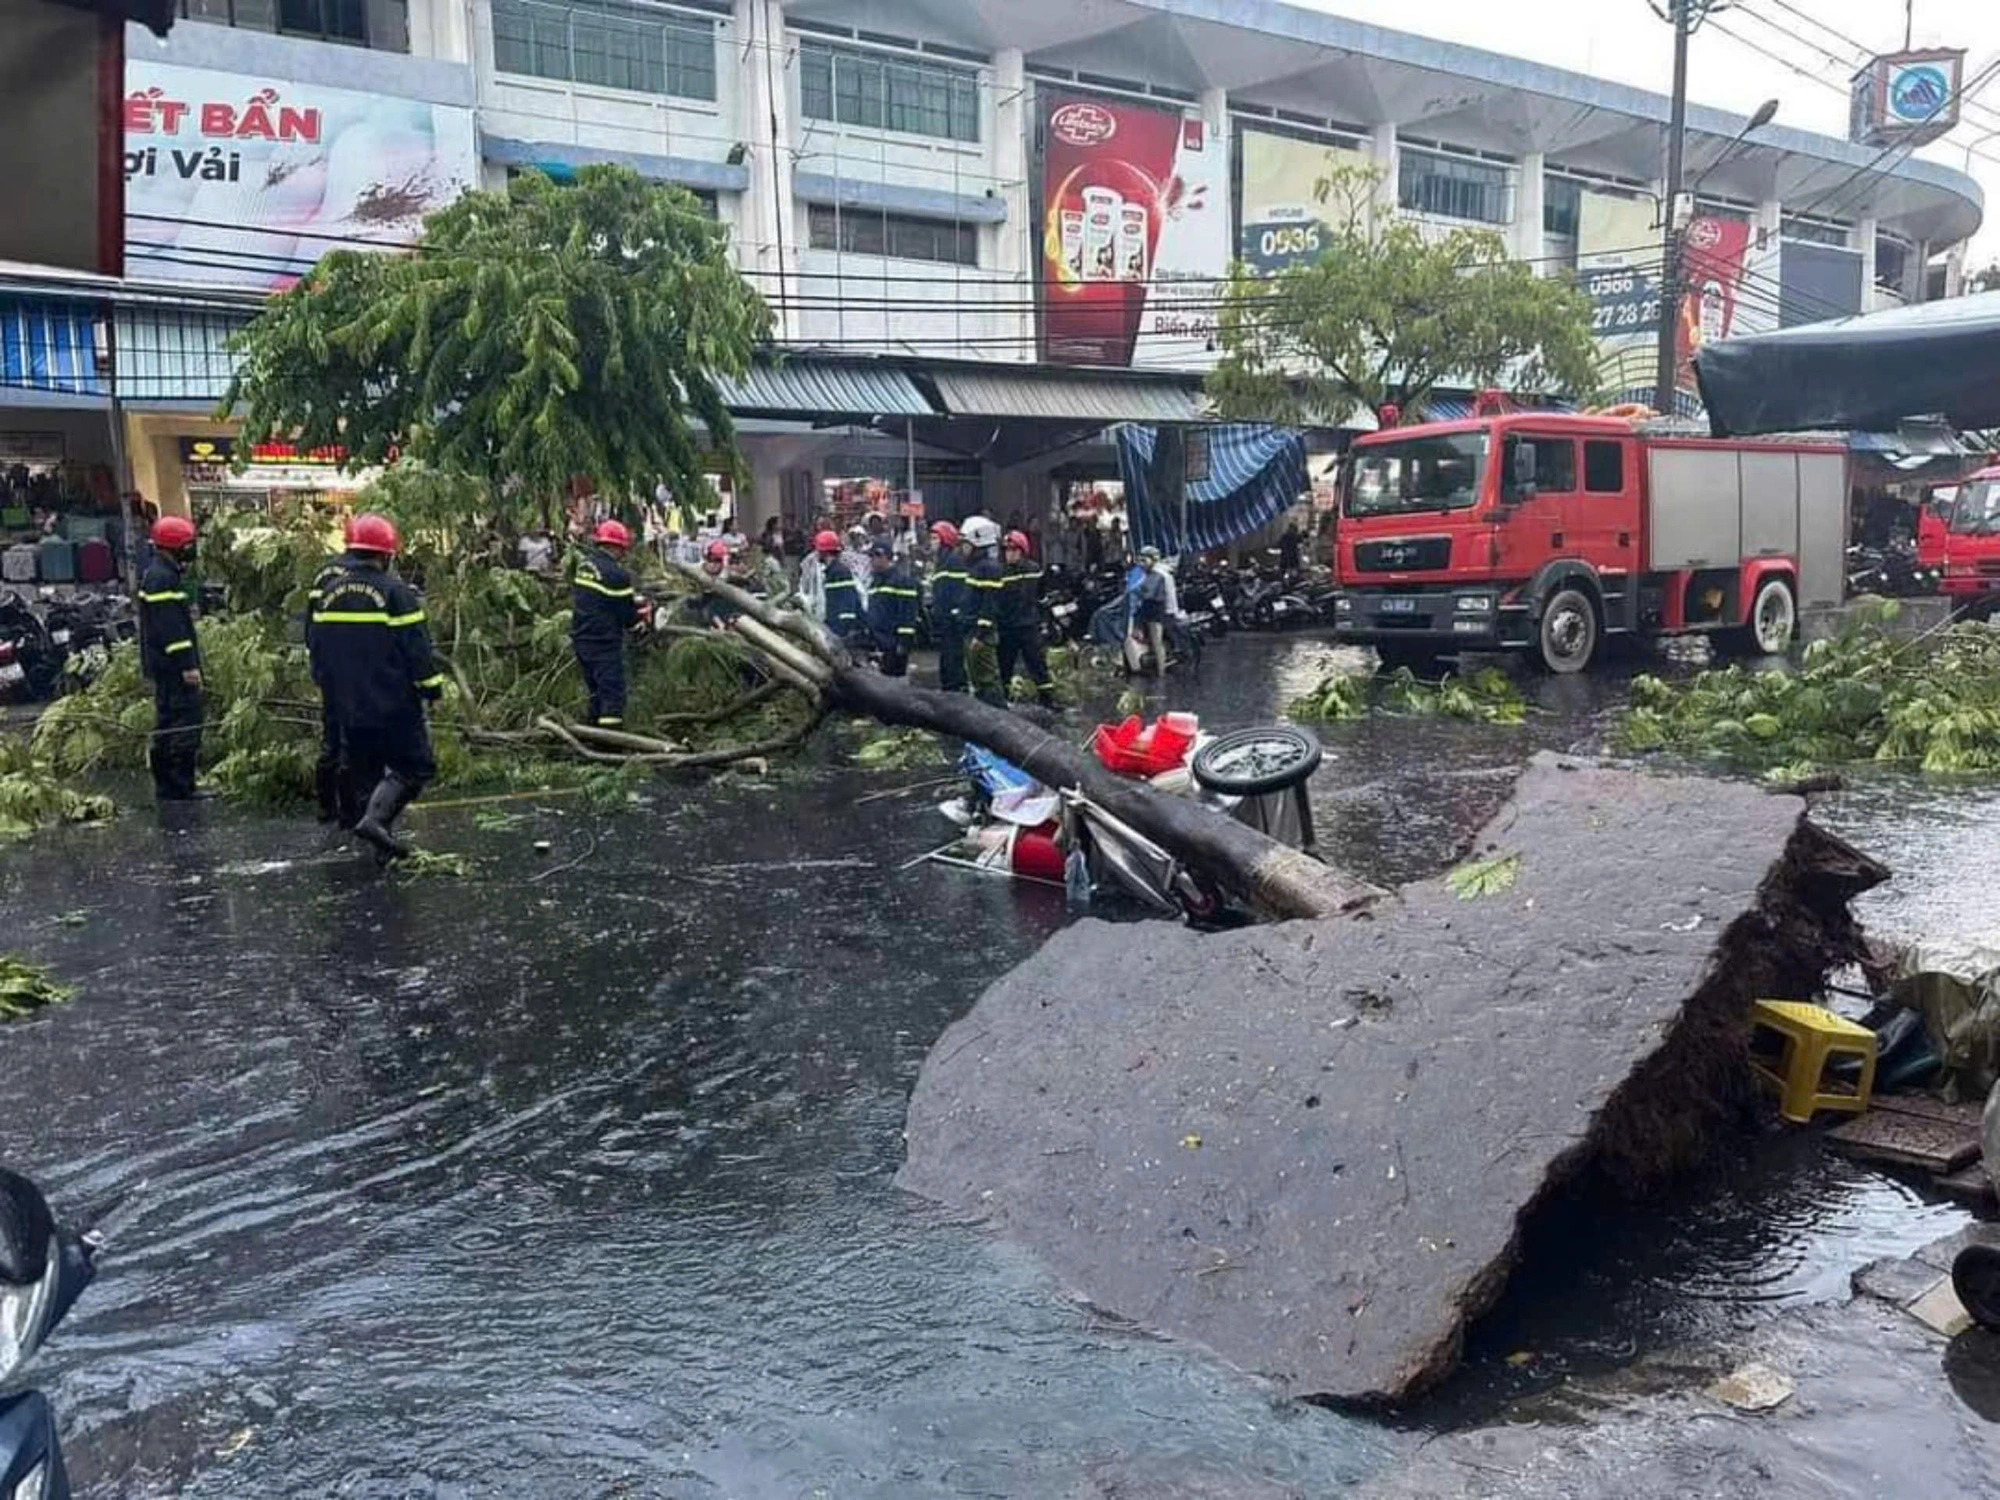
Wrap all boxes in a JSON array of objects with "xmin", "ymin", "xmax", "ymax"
[{"xmin": 0, "ymin": 0, "xmax": 1983, "ymax": 529}]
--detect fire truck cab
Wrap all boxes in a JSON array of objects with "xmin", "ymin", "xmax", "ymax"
[
  {"xmin": 1917, "ymin": 465, "xmax": 2000, "ymax": 613},
  {"xmin": 1333, "ymin": 410, "xmax": 1849, "ymax": 673}
]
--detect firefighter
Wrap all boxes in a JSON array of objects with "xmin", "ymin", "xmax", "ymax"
[
  {"xmin": 571, "ymin": 519, "xmax": 641, "ymax": 728},
  {"xmin": 307, "ymin": 537, "xmax": 357, "ymax": 826},
  {"xmin": 818, "ymin": 529, "xmax": 866, "ymax": 644},
  {"xmin": 865, "ymin": 540, "xmax": 918, "ymax": 677},
  {"xmin": 927, "ymin": 520, "xmax": 970, "ymax": 693},
  {"xmin": 687, "ymin": 538, "xmax": 740, "ymax": 629},
  {"xmin": 308, "ymin": 513, "xmax": 445, "ymax": 862},
  {"xmin": 138, "ymin": 515, "xmax": 205, "ymax": 802},
  {"xmin": 962, "ymin": 515, "xmax": 1006, "ymax": 705},
  {"xmin": 995, "ymin": 528, "xmax": 1056, "ymax": 708}
]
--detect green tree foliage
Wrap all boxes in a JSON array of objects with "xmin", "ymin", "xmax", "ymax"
[
  {"xmin": 1208, "ymin": 163, "xmax": 1600, "ymax": 423},
  {"xmin": 224, "ymin": 165, "xmax": 770, "ymax": 526},
  {"xmin": 1971, "ymin": 261, "xmax": 2000, "ymax": 295}
]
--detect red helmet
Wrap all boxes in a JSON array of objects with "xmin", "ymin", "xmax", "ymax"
[
  {"xmin": 930, "ymin": 521, "xmax": 961, "ymax": 547},
  {"xmin": 704, "ymin": 539, "xmax": 729, "ymax": 562},
  {"xmin": 814, "ymin": 529, "xmax": 841, "ymax": 554},
  {"xmin": 149, "ymin": 515, "xmax": 196, "ymax": 551},
  {"xmin": 1004, "ymin": 529, "xmax": 1031, "ymax": 553},
  {"xmin": 594, "ymin": 519, "xmax": 633, "ymax": 549},
  {"xmin": 345, "ymin": 512, "xmax": 400, "ymax": 556}
]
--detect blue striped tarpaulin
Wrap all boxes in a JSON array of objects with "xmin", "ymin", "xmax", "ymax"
[
  {"xmin": 0, "ymin": 298, "xmax": 106, "ymax": 397},
  {"xmin": 1115, "ymin": 423, "xmax": 1308, "ymax": 556}
]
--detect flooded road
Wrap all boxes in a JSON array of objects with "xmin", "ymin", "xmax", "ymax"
[{"xmin": 0, "ymin": 634, "xmax": 1990, "ymax": 1495}]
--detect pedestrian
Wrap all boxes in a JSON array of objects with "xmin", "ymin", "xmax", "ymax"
[
  {"xmin": 927, "ymin": 520, "xmax": 970, "ymax": 693},
  {"xmin": 570, "ymin": 518, "xmax": 643, "ymax": 729},
  {"xmin": 818, "ymin": 528, "xmax": 866, "ymax": 644},
  {"xmin": 866, "ymin": 540, "xmax": 919, "ymax": 677},
  {"xmin": 1279, "ymin": 520, "xmax": 1304, "ymax": 575},
  {"xmin": 307, "ymin": 542, "xmax": 356, "ymax": 826},
  {"xmin": 759, "ymin": 515, "xmax": 784, "ymax": 560},
  {"xmin": 137, "ymin": 514, "xmax": 205, "ymax": 803},
  {"xmin": 1127, "ymin": 546, "xmax": 1170, "ymax": 676},
  {"xmin": 798, "ymin": 530, "xmax": 828, "ymax": 622},
  {"xmin": 308, "ymin": 513, "xmax": 446, "ymax": 862},
  {"xmin": 994, "ymin": 527, "xmax": 1055, "ymax": 708},
  {"xmin": 841, "ymin": 525, "xmax": 873, "ymax": 610}
]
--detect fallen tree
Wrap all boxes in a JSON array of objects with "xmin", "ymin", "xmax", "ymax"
[{"xmin": 674, "ymin": 564, "xmax": 1380, "ymax": 921}]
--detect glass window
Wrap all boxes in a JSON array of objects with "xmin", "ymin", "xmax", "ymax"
[
  {"xmin": 1347, "ymin": 432, "xmax": 1490, "ymax": 519},
  {"xmin": 1949, "ymin": 479, "xmax": 2000, "ymax": 535},
  {"xmin": 1505, "ymin": 436, "xmax": 1577, "ymax": 496},
  {"xmin": 1544, "ymin": 177, "xmax": 1581, "ymax": 239},
  {"xmin": 798, "ymin": 41, "xmax": 980, "ymax": 144},
  {"xmin": 1398, "ymin": 148, "xmax": 1511, "ymax": 225},
  {"xmin": 489, "ymin": 0, "xmax": 718, "ymax": 101},
  {"xmin": 183, "ymin": 0, "xmax": 396, "ymax": 45},
  {"xmin": 1781, "ymin": 215, "xmax": 1850, "ymax": 247},
  {"xmin": 1584, "ymin": 440, "xmax": 1625, "ymax": 494},
  {"xmin": 807, "ymin": 204, "xmax": 976, "ymax": 266}
]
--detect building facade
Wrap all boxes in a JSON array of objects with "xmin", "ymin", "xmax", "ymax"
[{"xmin": 1, "ymin": 0, "xmax": 1986, "ymax": 528}]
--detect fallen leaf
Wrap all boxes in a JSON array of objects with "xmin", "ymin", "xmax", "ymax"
[
  {"xmin": 1181, "ymin": 1133, "xmax": 1202, "ymax": 1149},
  {"xmin": 217, "ymin": 1428, "xmax": 255, "ymax": 1458},
  {"xmin": 1446, "ymin": 851, "xmax": 1521, "ymax": 900},
  {"xmin": 1709, "ymin": 1362, "xmax": 1793, "ymax": 1412}
]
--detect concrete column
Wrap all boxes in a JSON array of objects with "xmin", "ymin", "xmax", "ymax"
[
  {"xmin": 1946, "ymin": 239, "xmax": 1968, "ymax": 299},
  {"xmin": 1512, "ymin": 152, "xmax": 1545, "ymax": 264},
  {"xmin": 1747, "ymin": 197, "xmax": 1782, "ymax": 332},
  {"xmin": 735, "ymin": 0, "xmax": 800, "ymax": 340},
  {"xmin": 1908, "ymin": 238, "xmax": 1929, "ymax": 304},
  {"xmin": 1368, "ymin": 122, "xmax": 1398, "ymax": 235},
  {"xmin": 991, "ymin": 48, "xmax": 1031, "ymax": 363},
  {"xmin": 1858, "ymin": 215, "xmax": 1879, "ymax": 308}
]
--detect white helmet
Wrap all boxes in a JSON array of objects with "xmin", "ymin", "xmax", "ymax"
[{"xmin": 961, "ymin": 515, "xmax": 1001, "ymax": 549}]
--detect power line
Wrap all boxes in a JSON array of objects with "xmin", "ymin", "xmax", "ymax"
[{"xmin": 1743, "ymin": 0, "xmax": 2000, "ymax": 132}]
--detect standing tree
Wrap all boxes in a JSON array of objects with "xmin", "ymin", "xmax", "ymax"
[
  {"xmin": 224, "ymin": 164, "xmax": 771, "ymax": 526},
  {"xmin": 1208, "ymin": 164, "xmax": 1600, "ymax": 424},
  {"xmin": 1972, "ymin": 262, "xmax": 2000, "ymax": 295}
]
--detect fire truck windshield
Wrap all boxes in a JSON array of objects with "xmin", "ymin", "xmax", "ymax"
[
  {"xmin": 1347, "ymin": 431, "xmax": 1489, "ymax": 519},
  {"xmin": 1950, "ymin": 479, "xmax": 2000, "ymax": 535}
]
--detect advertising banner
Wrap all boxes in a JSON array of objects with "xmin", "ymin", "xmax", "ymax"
[
  {"xmin": 1038, "ymin": 91, "xmax": 1229, "ymax": 370},
  {"xmin": 1577, "ymin": 187, "xmax": 1662, "ymax": 397},
  {"xmin": 1236, "ymin": 127, "xmax": 1371, "ymax": 275},
  {"xmin": 124, "ymin": 60, "xmax": 477, "ymax": 291},
  {"xmin": 1675, "ymin": 215, "xmax": 1755, "ymax": 392}
]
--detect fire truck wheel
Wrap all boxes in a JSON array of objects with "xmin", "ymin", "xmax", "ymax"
[
  {"xmin": 1537, "ymin": 587, "xmax": 1599, "ymax": 674},
  {"xmin": 1727, "ymin": 576, "xmax": 1797, "ymax": 657}
]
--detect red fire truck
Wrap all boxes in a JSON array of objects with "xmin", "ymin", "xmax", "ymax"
[
  {"xmin": 1332, "ymin": 410, "xmax": 1850, "ymax": 673},
  {"xmin": 1916, "ymin": 465, "xmax": 2000, "ymax": 613}
]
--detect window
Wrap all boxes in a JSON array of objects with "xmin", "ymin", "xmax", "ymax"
[
  {"xmin": 1875, "ymin": 233, "xmax": 1911, "ymax": 292},
  {"xmin": 1399, "ymin": 148, "xmax": 1511, "ymax": 225},
  {"xmin": 179, "ymin": 0, "xmax": 402, "ymax": 47},
  {"xmin": 1584, "ymin": 440, "xmax": 1625, "ymax": 494},
  {"xmin": 807, "ymin": 204, "xmax": 976, "ymax": 266},
  {"xmin": 491, "ymin": 0, "xmax": 718, "ymax": 101},
  {"xmin": 1782, "ymin": 215, "xmax": 1850, "ymax": 248},
  {"xmin": 1544, "ymin": 177, "xmax": 1582, "ymax": 239},
  {"xmin": 1505, "ymin": 436, "xmax": 1576, "ymax": 496},
  {"xmin": 799, "ymin": 41, "xmax": 980, "ymax": 144},
  {"xmin": 1348, "ymin": 432, "xmax": 1490, "ymax": 519}
]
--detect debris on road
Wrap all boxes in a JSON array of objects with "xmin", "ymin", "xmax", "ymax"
[{"xmin": 1709, "ymin": 1362, "xmax": 1795, "ymax": 1412}]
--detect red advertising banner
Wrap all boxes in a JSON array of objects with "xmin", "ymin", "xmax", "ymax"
[
  {"xmin": 1676, "ymin": 216, "xmax": 1754, "ymax": 392},
  {"xmin": 1038, "ymin": 92, "xmax": 1228, "ymax": 370}
]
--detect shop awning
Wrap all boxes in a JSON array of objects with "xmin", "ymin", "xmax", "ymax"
[
  {"xmin": 1, "ymin": 297, "xmax": 106, "ymax": 400},
  {"xmin": 927, "ymin": 368, "xmax": 1207, "ymax": 424},
  {"xmin": 717, "ymin": 358, "xmax": 932, "ymax": 420}
]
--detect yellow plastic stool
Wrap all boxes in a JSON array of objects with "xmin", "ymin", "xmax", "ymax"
[{"xmin": 1748, "ymin": 999, "xmax": 1878, "ymax": 1123}]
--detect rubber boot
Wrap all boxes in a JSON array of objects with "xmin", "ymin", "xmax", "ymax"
[
  {"xmin": 353, "ymin": 774, "xmax": 418, "ymax": 863},
  {"xmin": 315, "ymin": 760, "xmax": 342, "ymax": 825}
]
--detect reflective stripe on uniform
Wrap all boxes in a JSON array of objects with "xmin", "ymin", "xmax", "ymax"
[
  {"xmin": 574, "ymin": 576, "xmax": 634, "ymax": 598},
  {"xmin": 873, "ymin": 586, "xmax": 919, "ymax": 598},
  {"xmin": 825, "ymin": 578, "xmax": 858, "ymax": 590},
  {"xmin": 897, "ymin": 627, "xmax": 917, "ymax": 636},
  {"xmin": 312, "ymin": 610, "xmax": 391, "ymax": 625},
  {"xmin": 388, "ymin": 610, "xmax": 427, "ymax": 627},
  {"xmin": 597, "ymin": 716, "xmax": 623, "ymax": 727},
  {"xmin": 163, "ymin": 638, "xmax": 194, "ymax": 654},
  {"xmin": 417, "ymin": 673, "xmax": 447, "ymax": 689},
  {"xmin": 140, "ymin": 590, "xmax": 187, "ymax": 603}
]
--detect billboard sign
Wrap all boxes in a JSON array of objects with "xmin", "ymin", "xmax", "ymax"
[
  {"xmin": 124, "ymin": 60, "xmax": 477, "ymax": 291},
  {"xmin": 1236, "ymin": 127, "xmax": 1371, "ymax": 275},
  {"xmin": 1038, "ymin": 91, "xmax": 1229, "ymax": 370},
  {"xmin": 1850, "ymin": 48, "xmax": 1964, "ymax": 148}
]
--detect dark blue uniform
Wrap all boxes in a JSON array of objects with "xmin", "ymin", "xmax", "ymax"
[
  {"xmin": 867, "ymin": 559, "xmax": 919, "ymax": 677},
  {"xmin": 823, "ymin": 558, "xmax": 865, "ymax": 642},
  {"xmin": 138, "ymin": 553, "xmax": 201, "ymax": 800},
  {"xmin": 570, "ymin": 546, "xmax": 638, "ymax": 727},
  {"xmin": 306, "ymin": 558, "xmax": 356, "ymax": 824},
  {"xmin": 308, "ymin": 551, "xmax": 444, "ymax": 803},
  {"xmin": 996, "ymin": 557, "xmax": 1054, "ymax": 706},
  {"xmin": 929, "ymin": 548, "xmax": 972, "ymax": 693}
]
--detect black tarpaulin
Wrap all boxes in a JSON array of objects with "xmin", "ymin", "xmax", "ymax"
[{"xmin": 1695, "ymin": 291, "xmax": 2000, "ymax": 437}]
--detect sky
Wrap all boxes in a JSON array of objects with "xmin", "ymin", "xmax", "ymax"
[{"xmin": 1298, "ymin": 0, "xmax": 2000, "ymax": 267}]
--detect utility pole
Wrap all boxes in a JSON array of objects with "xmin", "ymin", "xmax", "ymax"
[{"xmin": 1653, "ymin": 0, "xmax": 1691, "ymax": 416}]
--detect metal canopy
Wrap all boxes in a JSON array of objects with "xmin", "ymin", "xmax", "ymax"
[
  {"xmin": 928, "ymin": 368, "xmax": 1207, "ymax": 424},
  {"xmin": 716, "ymin": 359, "xmax": 933, "ymax": 419}
]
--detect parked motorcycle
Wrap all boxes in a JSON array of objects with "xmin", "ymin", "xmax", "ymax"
[{"xmin": 0, "ymin": 1168, "xmax": 96, "ymax": 1499}]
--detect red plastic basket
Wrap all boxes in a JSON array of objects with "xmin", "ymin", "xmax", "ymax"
[{"xmin": 1090, "ymin": 715, "xmax": 1195, "ymax": 778}]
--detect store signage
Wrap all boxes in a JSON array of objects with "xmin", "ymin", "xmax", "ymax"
[
  {"xmin": 1850, "ymin": 49, "xmax": 1964, "ymax": 148},
  {"xmin": 0, "ymin": 432, "xmax": 64, "ymax": 461},
  {"xmin": 178, "ymin": 436, "xmax": 348, "ymax": 466},
  {"xmin": 1038, "ymin": 90, "xmax": 1229, "ymax": 371},
  {"xmin": 125, "ymin": 60, "xmax": 477, "ymax": 292},
  {"xmin": 1236, "ymin": 128, "xmax": 1372, "ymax": 276}
]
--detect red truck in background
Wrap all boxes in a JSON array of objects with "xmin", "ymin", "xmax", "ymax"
[
  {"xmin": 1331, "ymin": 410, "xmax": 1850, "ymax": 673},
  {"xmin": 1916, "ymin": 465, "xmax": 2000, "ymax": 615}
]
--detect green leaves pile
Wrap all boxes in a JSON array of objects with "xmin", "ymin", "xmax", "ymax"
[
  {"xmin": 1615, "ymin": 604, "xmax": 2000, "ymax": 777},
  {"xmin": 1290, "ymin": 666, "xmax": 1528, "ymax": 725},
  {"xmin": 0, "ymin": 955, "xmax": 71, "ymax": 1019}
]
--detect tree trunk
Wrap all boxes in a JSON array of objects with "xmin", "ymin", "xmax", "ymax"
[{"xmin": 667, "ymin": 563, "xmax": 1381, "ymax": 921}]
